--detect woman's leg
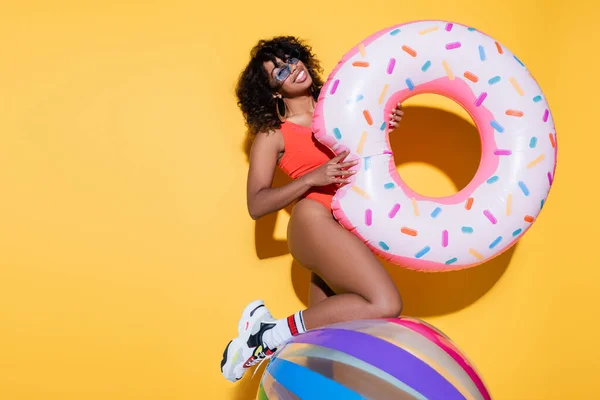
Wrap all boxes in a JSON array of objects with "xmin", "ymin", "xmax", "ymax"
[
  {"xmin": 221, "ymin": 199, "xmax": 402, "ymax": 382},
  {"xmin": 287, "ymin": 199, "xmax": 402, "ymax": 330},
  {"xmin": 308, "ymin": 272, "xmax": 335, "ymax": 306}
]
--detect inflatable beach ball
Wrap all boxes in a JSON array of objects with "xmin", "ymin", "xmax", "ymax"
[{"xmin": 257, "ymin": 317, "xmax": 490, "ymax": 400}]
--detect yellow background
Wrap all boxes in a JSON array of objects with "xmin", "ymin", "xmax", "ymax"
[{"xmin": 1, "ymin": 1, "xmax": 597, "ymax": 399}]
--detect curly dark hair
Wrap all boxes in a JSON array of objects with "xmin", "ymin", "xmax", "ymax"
[{"xmin": 236, "ymin": 36, "xmax": 324, "ymax": 136}]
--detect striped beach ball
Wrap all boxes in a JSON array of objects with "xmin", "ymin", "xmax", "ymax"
[{"xmin": 257, "ymin": 317, "xmax": 491, "ymax": 400}]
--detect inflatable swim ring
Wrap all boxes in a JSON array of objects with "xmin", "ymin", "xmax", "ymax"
[{"xmin": 313, "ymin": 20, "xmax": 557, "ymax": 272}]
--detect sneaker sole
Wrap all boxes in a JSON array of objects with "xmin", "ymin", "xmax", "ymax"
[{"xmin": 221, "ymin": 338, "xmax": 243, "ymax": 382}]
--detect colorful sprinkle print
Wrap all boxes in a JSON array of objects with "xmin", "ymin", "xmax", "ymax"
[
  {"xmin": 310, "ymin": 20, "xmax": 556, "ymax": 271},
  {"xmin": 489, "ymin": 236, "xmax": 503, "ymax": 249},
  {"xmin": 363, "ymin": 110, "xmax": 373, "ymax": 125},
  {"xmin": 483, "ymin": 210, "xmax": 497, "ymax": 224},
  {"xmin": 527, "ymin": 154, "xmax": 545, "ymax": 168},
  {"xmin": 506, "ymin": 109, "xmax": 524, "ymax": 117},
  {"xmin": 490, "ymin": 120, "xmax": 504, "ymax": 132},
  {"xmin": 330, "ymin": 80, "xmax": 340, "ymax": 94},
  {"xmin": 420, "ymin": 26, "xmax": 439, "ymax": 35},
  {"xmin": 387, "ymin": 58, "xmax": 396, "ymax": 74},
  {"xmin": 411, "ymin": 198, "xmax": 419, "ymax": 216},
  {"xmin": 464, "ymin": 71, "xmax": 479, "ymax": 82},
  {"xmin": 401, "ymin": 227, "xmax": 418, "ymax": 236},
  {"xmin": 351, "ymin": 185, "xmax": 370, "ymax": 199},
  {"xmin": 518, "ymin": 181, "xmax": 530, "ymax": 196},
  {"xmin": 415, "ymin": 246, "xmax": 431, "ymax": 258},
  {"xmin": 347, "ymin": 95, "xmax": 364, "ymax": 104},
  {"xmin": 514, "ymin": 55, "xmax": 525, "ymax": 66},
  {"xmin": 469, "ymin": 248, "xmax": 484, "ymax": 260},
  {"xmin": 379, "ymin": 84, "xmax": 389, "ymax": 104},
  {"xmin": 512, "ymin": 228, "xmax": 523, "ymax": 237},
  {"xmin": 358, "ymin": 43, "xmax": 366, "ymax": 57},
  {"xmin": 388, "ymin": 203, "xmax": 401, "ymax": 218},
  {"xmin": 510, "ymin": 77, "xmax": 524, "ymax": 96},
  {"xmin": 478, "ymin": 45, "xmax": 486, "ymax": 61},
  {"xmin": 465, "ymin": 197, "xmax": 474, "ymax": 210},
  {"xmin": 530, "ymin": 137, "xmax": 538, "ymax": 148},
  {"xmin": 442, "ymin": 60, "xmax": 455, "ymax": 80},
  {"xmin": 475, "ymin": 92, "xmax": 487, "ymax": 107},
  {"xmin": 357, "ymin": 132, "xmax": 367, "ymax": 154},
  {"xmin": 364, "ymin": 156, "xmax": 371, "ymax": 170},
  {"xmin": 402, "ymin": 45, "xmax": 417, "ymax": 57}
]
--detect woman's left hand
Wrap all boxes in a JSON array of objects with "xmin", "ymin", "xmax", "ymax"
[{"xmin": 388, "ymin": 102, "xmax": 403, "ymax": 131}]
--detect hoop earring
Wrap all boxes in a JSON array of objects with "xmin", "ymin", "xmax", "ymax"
[{"xmin": 276, "ymin": 97, "xmax": 287, "ymax": 122}]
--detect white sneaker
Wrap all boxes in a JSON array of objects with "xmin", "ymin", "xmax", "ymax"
[{"xmin": 220, "ymin": 300, "xmax": 277, "ymax": 382}]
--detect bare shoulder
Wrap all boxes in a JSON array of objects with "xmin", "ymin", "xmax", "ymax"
[
  {"xmin": 250, "ymin": 128, "xmax": 284, "ymax": 156},
  {"xmin": 247, "ymin": 128, "xmax": 284, "ymax": 188}
]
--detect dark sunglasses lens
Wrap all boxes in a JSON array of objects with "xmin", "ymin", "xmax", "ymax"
[
  {"xmin": 289, "ymin": 50, "xmax": 300, "ymax": 64},
  {"xmin": 276, "ymin": 67, "xmax": 290, "ymax": 82}
]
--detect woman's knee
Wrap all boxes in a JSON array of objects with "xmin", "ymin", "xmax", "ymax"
[{"xmin": 370, "ymin": 291, "xmax": 403, "ymax": 318}]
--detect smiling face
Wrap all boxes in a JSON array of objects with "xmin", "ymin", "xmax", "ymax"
[
  {"xmin": 263, "ymin": 52, "xmax": 313, "ymax": 98},
  {"xmin": 235, "ymin": 36, "xmax": 325, "ymax": 135}
]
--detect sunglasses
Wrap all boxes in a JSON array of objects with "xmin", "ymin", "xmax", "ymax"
[{"xmin": 274, "ymin": 49, "xmax": 301, "ymax": 84}]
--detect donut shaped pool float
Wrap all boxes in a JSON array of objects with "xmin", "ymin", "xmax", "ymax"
[{"xmin": 313, "ymin": 20, "xmax": 557, "ymax": 272}]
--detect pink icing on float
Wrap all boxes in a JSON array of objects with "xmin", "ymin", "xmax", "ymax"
[{"xmin": 313, "ymin": 20, "xmax": 557, "ymax": 272}]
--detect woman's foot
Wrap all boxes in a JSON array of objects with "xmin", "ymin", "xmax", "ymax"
[{"xmin": 220, "ymin": 300, "xmax": 277, "ymax": 382}]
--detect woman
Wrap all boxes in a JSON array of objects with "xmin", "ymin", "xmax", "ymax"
[{"xmin": 221, "ymin": 36, "xmax": 405, "ymax": 382}]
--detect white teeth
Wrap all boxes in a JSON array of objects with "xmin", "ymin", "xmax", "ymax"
[{"xmin": 296, "ymin": 70, "xmax": 305, "ymax": 82}]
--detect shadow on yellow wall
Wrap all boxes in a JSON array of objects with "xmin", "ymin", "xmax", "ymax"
[{"xmin": 235, "ymin": 105, "xmax": 515, "ymax": 399}]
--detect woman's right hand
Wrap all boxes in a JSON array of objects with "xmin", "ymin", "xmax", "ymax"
[{"xmin": 303, "ymin": 150, "xmax": 358, "ymax": 187}]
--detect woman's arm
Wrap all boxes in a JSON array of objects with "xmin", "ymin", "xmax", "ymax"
[
  {"xmin": 246, "ymin": 130, "xmax": 313, "ymax": 220},
  {"xmin": 247, "ymin": 130, "xmax": 357, "ymax": 220}
]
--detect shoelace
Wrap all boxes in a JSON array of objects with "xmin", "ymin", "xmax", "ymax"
[{"xmin": 250, "ymin": 345, "xmax": 283, "ymax": 378}]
